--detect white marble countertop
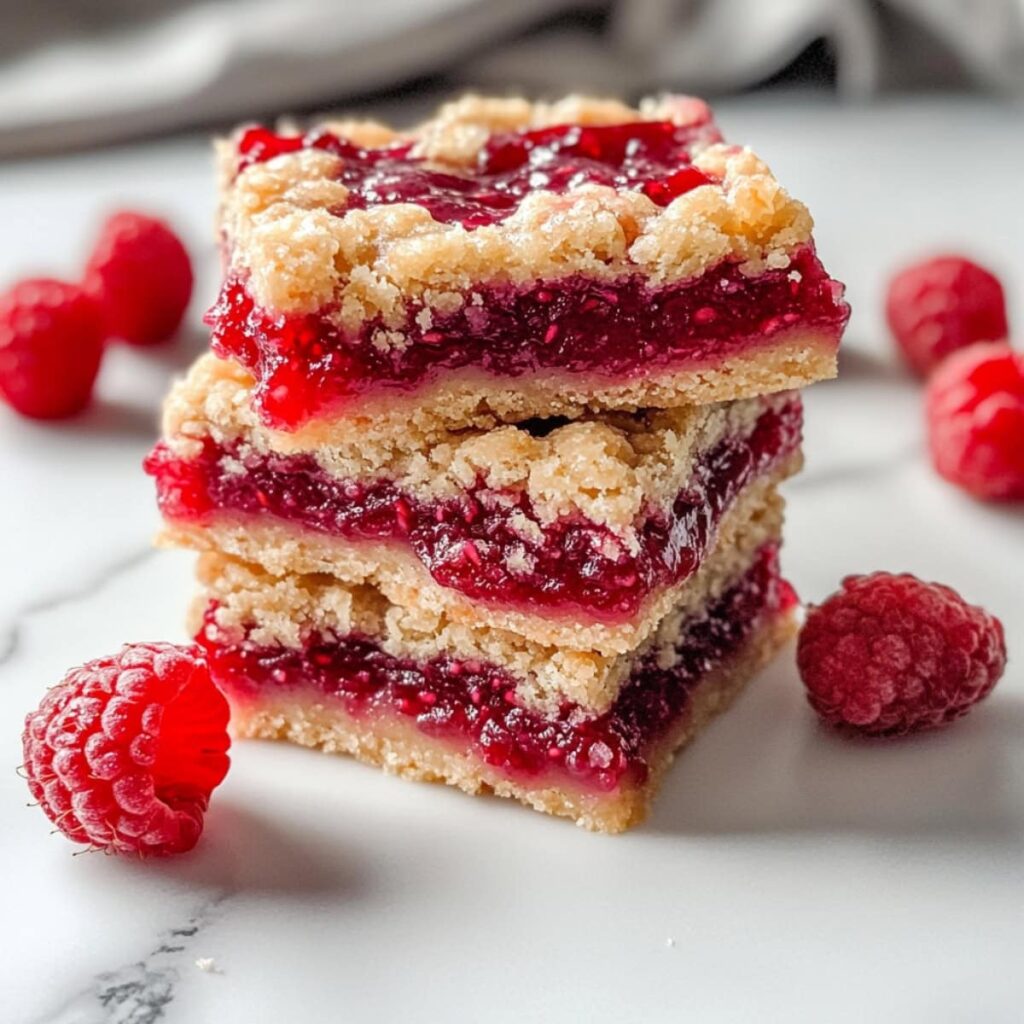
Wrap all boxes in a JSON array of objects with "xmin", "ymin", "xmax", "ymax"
[{"xmin": 1, "ymin": 94, "xmax": 1022, "ymax": 1024}]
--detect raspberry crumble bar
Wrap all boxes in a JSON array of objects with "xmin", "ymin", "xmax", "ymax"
[
  {"xmin": 211, "ymin": 94, "xmax": 848, "ymax": 441},
  {"xmin": 145, "ymin": 91, "xmax": 834, "ymax": 832},
  {"xmin": 195, "ymin": 541, "xmax": 796, "ymax": 833},
  {"xmin": 148, "ymin": 354, "xmax": 799, "ymax": 653}
]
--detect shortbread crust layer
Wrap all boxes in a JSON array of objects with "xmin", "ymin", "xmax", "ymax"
[
  {"xmin": 212, "ymin": 94, "xmax": 848, "ymax": 432},
  {"xmin": 200, "ymin": 543, "xmax": 795, "ymax": 832},
  {"xmin": 226, "ymin": 333, "xmax": 833, "ymax": 452}
]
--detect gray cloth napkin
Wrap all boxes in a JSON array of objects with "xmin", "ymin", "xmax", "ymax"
[{"xmin": 1, "ymin": 0, "xmax": 1022, "ymax": 156}]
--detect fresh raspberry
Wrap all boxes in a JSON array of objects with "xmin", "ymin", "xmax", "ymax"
[
  {"xmin": 84, "ymin": 211, "xmax": 193, "ymax": 346},
  {"xmin": 797, "ymin": 573, "xmax": 1006, "ymax": 736},
  {"xmin": 22, "ymin": 643, "xmax": 230, "ymax": 856},
  {"xmin": 0, "ymin": 278, "xmax": 105, "ymax": 419},
  {"xmin": 885, "ymin": 255, "xmax": 1009, "ymax": 376},
  {"xmin": 926, "ymin": 342, "xmax": 1024, "ymax": 500}
]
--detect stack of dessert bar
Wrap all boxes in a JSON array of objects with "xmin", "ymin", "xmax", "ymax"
[{"xmin": 147, "ymin": 95, "xmax": 848, "ymax": 832}]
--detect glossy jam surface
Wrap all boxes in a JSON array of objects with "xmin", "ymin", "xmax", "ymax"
[
  {"xmin": 236, "ymin": 119, "xmax": 720, "ymax": 228},
  {"xmin": 147, "ymin": 400, "xmax": 800, "ymax": 621},
  {"xmin": 201, "ymin": 545, "xmax": 786, "ymax": 792},
  {"xmin": 209, "ymin": 248, "xmax": 846, "ymax": 430}
]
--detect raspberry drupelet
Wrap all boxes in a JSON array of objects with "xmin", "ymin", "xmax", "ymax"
[
  {"xmin": 797, "ymin": 572, "xmax": 1006, "ymax": 737},
  {"xmin": 22, "ymin": 643, "xmax": 230, "ymax": 856}
]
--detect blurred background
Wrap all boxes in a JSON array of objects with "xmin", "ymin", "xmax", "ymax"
[{"xmin": 2, "ymin": 0, "xmax": 1023, "ymax": 155}]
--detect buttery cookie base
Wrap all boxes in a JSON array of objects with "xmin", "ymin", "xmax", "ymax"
[{"xmin": 237, "ymin": 333, "xmax": 834, "ymax": 449}]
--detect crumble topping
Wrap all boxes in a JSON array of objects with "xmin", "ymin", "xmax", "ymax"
[{"xmin": 218, "ymin": 94, "xmax": 815, "ymax": 319}]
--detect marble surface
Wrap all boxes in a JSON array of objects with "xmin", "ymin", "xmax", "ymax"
[{"xmin": 1, "ymin": 94, "xmax": 1022, "ymax": 1024}]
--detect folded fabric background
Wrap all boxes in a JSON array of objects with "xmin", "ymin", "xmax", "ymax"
[{"xmin": 0, "ymin": 0, "xmax": 1022, "ymax": 155}]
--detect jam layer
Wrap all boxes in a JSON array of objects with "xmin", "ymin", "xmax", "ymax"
[
  {"xmin": 236, "ymin": 120, "xmax": 720, "ymax": 227},
  {"xmin": 202, "ymin": 545, "xmax": 789, "ymax": 795},
  {"xmin": 209, "ymin": 248, "xmax": 846, "ymax": 430},
  {"xmin": 148, "ymin": 400, "xmax": 800, "ymax": 622}
]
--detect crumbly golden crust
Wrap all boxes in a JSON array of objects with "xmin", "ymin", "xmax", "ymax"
[
  {"xmin": 224, "ymin": 602, "xmax": 796, "ymax": 832},
  {"xmin": 163, "ymin": 352, "xmax": 791, "ymax": 538},
  {"xmin": 218, "ymin": 94, "xmax": 815, "ymax": 321},
  {"xmin": 179, "ymin": 477, "xmax": 787, "ymax": 711}
]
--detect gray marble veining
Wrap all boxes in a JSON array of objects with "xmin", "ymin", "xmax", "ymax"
[{"xmin": 34, "ymin": 897, "xmax": 226, "ymax": 1024}]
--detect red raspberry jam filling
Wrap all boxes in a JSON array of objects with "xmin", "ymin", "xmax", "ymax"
[
  {"xmin": 210, "ymin": 248, "xmax": 844, "ymax": 431},
  {"xmin": 236, "ymin": 119, "xmax": 722, "ymax": 227},
  {"xmin": 201, "ymin": 545, "xmax": 787, "ymax": 793},
  {"xmin": 147, "ymin": 399, "xmax": 800, "ymax": 622}
]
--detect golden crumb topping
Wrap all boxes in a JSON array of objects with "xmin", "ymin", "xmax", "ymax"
[{"xmin": 217, "ymin": 94, "xmax": 815, "ymax": 318}]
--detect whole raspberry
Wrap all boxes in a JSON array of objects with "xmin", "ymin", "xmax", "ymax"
[
  {"xmin": 797, "ymin": 573, "xmax": 1006, "ymax": 736},
  {"xmin": 84, "ymin": 211, "xmax": 193, "ymax": 346},
  {"xmin": 0, "ymin": 278, "xmax": 105, "ymax": 419},
  {"xmin": 885, "ymin": 255, "xmax": 1009, "ymax": 376},
  {"xmin": 926, "ymin": 342, "xmax": 1024, "ymax": 500},
  {"xmin": 22, "ymin": 643, "xmax": 230, "ymax": 856}
]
